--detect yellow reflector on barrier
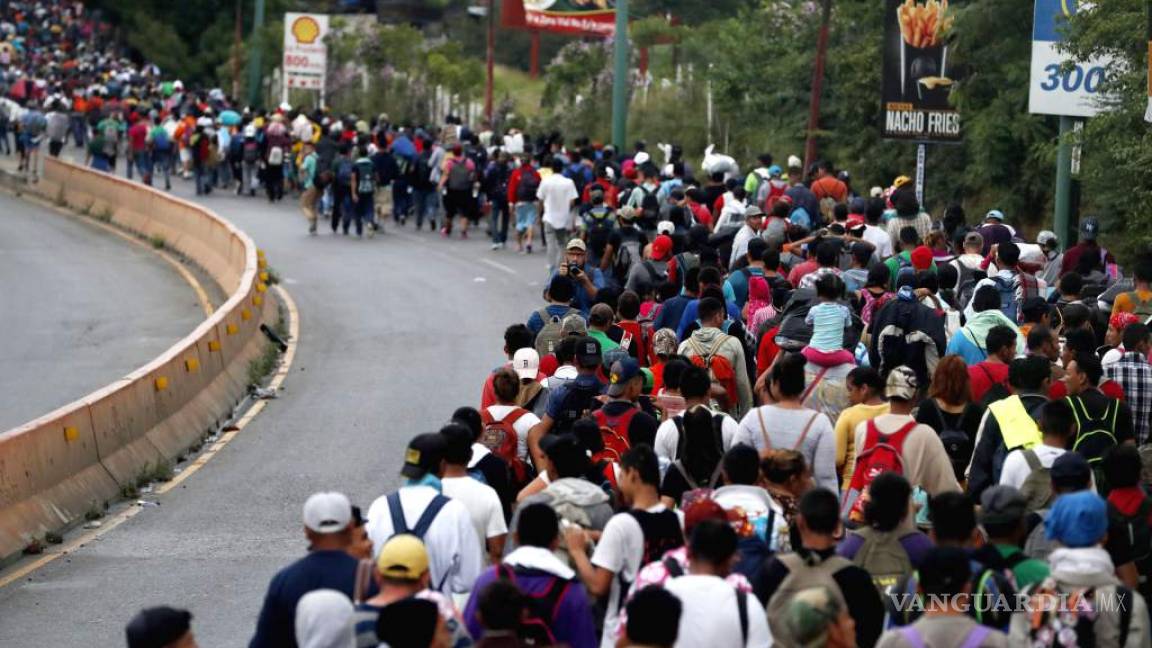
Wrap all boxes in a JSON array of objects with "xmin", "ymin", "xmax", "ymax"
[
  {"xmin": 154, "ymin": 377, "xmax": 169, "ymax": 391},
  {"xmin": 253, "ymin": 294, "xmax": 263, "ymax": 306},
  {"xmin": 241, "ymin": 309, "xmax": 251, "ymax": 321},
  {"xmin": 259, "ymin": 271, "xmax": 269, "ymax": 282},
  {"xmin": 185, "ymin": 358, "xmax": 199, "ymax": 372},
  {"xmin": 226, "ymin": 324, "xmax": 238, "ymax": 335},
  {"xmin": 256, "ymin": 283, "xmax": 267, "ymax": 293},
  {"xmin": 63, "ymin": 426, "xmax": 79, "ymax": 442},
  {"xmin": 208, "ymin": 340, "xmax": 221, "ymax": 351}
]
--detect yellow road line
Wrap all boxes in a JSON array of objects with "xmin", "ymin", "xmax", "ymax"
[{"xmin": 0, "ymin": 284, "xmax": 299, "ymax": 590}]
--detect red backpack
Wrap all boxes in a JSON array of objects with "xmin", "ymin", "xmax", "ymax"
[
  {"xmin": 687, "ymin": 336, "xmax": 740, "ymax": 413},
  {"xmin": 480, "ymin": 407, "xmax": 532, "ymax": 486},
  {"xmin": 592, "ymin": 407, "xmax": 636, "ymax": 463},
  {"xmin": 617, "ymin": 320, "xmax": 651, "ymax": 367},
  {"xmin": 841, "ymin": 420, "xmax": 917, "ymax": 524}
]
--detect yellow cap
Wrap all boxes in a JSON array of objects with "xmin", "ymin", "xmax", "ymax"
[{"xmin": 376, "ymin": 535, "xmax": 429, "ymax": 581}]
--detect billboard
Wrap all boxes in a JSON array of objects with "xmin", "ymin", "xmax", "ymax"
[
  {"xmin": 506, "ymin": 0, "xmax": 616, "ymax": 37},
  {"xmin": 881, "ymin": 0, "xmax": 961, "ymax": 142},
  {"xmin": 283, "ymin": 12, "xmax": 330, "ymax": 91},
  {"xmin": 1028, "ymin": 0, "xmax": 1109, "ymax": 117}
]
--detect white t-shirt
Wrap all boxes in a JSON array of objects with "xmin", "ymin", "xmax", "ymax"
[
  {"xmin": 440, "ymin": 476, "xmax": 507, "ymax": 558},
  {"xmin": 735, "ymin": 405, "xmax": 839, "ymax": 493},
  {"xmin": 863, "ymin": 224, "xmax": 894, "ymax": 259},
  {"xmin": 664, "ymin": 574, "xmax": 772, "ymax": 648},
  {"xmin": 537, "ymin": 173, "xmax": 578, "ymax": 230},
  {"xmin": 591, "ymin": 505, "xmax": 684, "ymax": 648},
  {"xmin": 999, "ymin": 444, "xmax": 1067, "ymax": 490},
  {"xmin": 653, "ymin": 411, "xmax": 740, "ymax": 462},
  {"xmin": 484, "ymin": 404, "xmax": 541, "ymax": 461},
  {"xmin": 365, "ymin": 485, "xmax": 483, "ymax": 594}
]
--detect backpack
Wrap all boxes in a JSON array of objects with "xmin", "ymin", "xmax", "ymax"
[
  {"xmin": 1126, "ymin": 291, "xmax": 1152, "ymax": 323},
  {"xmin": 860, "ymin": 289, "xmax": 894, "ymax": 326},
  {"xmin": 954, "ymin": 263, "xmax": 986, "ymax": 311},
  {"xmin": 978, "ymin": 364, "xmax": 1011, "ymax": 406},
  {"xmin": 841, "ymin": 420, "xmax": 917, "ymax": 524},
  {"xmin": 638, "ymin": 185, "xmax": 659, "ymax": 225},
  {"xmin": 267, "ymin": 145, "xmax": 284, "ymax": 166},
  {"xmin": 614, "ymin": 236, "xmax": 642, "ymax": 283},
  {"xmin": 1067, "ymin": 396, "xmax": 1119, "ymax": 492},
  {"xmin": 894, "ymin": 254, "xmax": 917, "ymax": 288},
  {"xmin": 334, "ymin": 157, "xmax": 354, "ymax": 186},
  {"xmin": 533, "ymin": 306, "xmax": 580, "ymax": 357},
  {"xmin": 1111, "ymin": 498, "xmax": 1152, "ymax": 595},
  {"xmin": 687, "ymin": 335, "xmax": 741, "ymax": 414},
  {"xmin": 516, "ymin": 170, "xmax": 540, "ymax": 202},
  {"xmin": 355, "ymin": 158, "xmax": 376, "ymax": 194},
  {"xmin": 480, "ymin": 407, "xmax": 534, "ymax": 487},
  {"xmin": 755, "ymin": 409, "xmax": 819, "ymax": 456},
  {"xmin": 591, "ymin": 407, "xmax": 636, "ymax": 463},
  {"xmin": 1023, "ymin": 579, "xmax": 1134, "ymax": 647},
  {"xmin": 662, "ymin": 558, "xmax": 751, "ymax": 644},
  {"xmin": 553, "ymin": 381, "xmax": 603, "ymax": 435},
  {"xmin": 410, "ymin": 151, "xmax": 433, "ymax": 188},
  {"xmin": 1019, "ymin": 449, "xmax": 1055, "ymax": 513},
  {"xmin": 101, "ymin": 122, "xmax": 118, "ymax": 156},
  {"xmin": 446, "ymin": 158, "xmax": 474, "ymax": 191},
  {"xmin": 765, "ymin": 553, "xmax": 853, "ymax": 645},
  {"xmin": 495, "ymin": 565, "xmax": 571, "ymax": 646},
  {"xmin": 992, "ymin": 276, "xmax": 1020, "ymax": 322},
  {"xmin": 241, "ymin": 139, "xmax": 259, "ymax": 162},
  {"xmin": 385, "ymin": 491, "xmax": 451, "ymax": 590},
  {"xmin": 927, "ymin": 402, "xmax": 974, "ymax": 482},
  {"xmin": 670, "ymin": 413, "xmax": 726, "ymax": 495},
  {"xmin": 850, "ymin": 526, "xmax": 914, "ymax": 596},
  {"xmin": 671, "ymin": 252, "xmax": 700, "ymax": 292},
  {"xmin": 886, "ymin": 549, "xmax": 1025, "ymax": 631},
  {"xmin": 898, "ymin": 624, "xmax": 992, "ymax": 648},
  {"xmin": 152, "ymin": 128, "xmax": 172, "ymax": 152}
]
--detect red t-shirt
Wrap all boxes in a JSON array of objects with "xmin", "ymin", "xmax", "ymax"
[
  {"xmin": 968, "ymin": 361, "xmax": 1010, "ymax": 403},
  {"xmin": 1049, "ymin": 379, "xmax": 1126, "ymax": 401},
  {"xmin": 128, "ymin": 121, "xmax": 149, "ymax": 152}
]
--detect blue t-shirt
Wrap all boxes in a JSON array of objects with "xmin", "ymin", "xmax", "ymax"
[
  {"xmin": 805, "ymin": 302, "xmax": 852, "ymax": 352},
  {"xmin": 675, "ymin": 299, "xmax": 743, "ymax": 341},
  {"xmin": 527, "ymin": 304, "xmax": 581, "ymax": 336},
  {"xmin": 724, "ymin": 266, "xmax": 765, "ymax": 310},
  {"xmin": 549, "ymin": 267, "xmax": 606, "ymax": 315}
]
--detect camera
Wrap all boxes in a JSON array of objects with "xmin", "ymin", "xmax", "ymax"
[{"xmin": 568, "ymin": 263, "xmax": 583, "ymax": 277}]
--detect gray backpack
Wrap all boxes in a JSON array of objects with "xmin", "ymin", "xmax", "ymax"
[
  {"xmin": 1024, "ymin": 510, "xmax": 1057, "ymax": 562},
  {"xmin": 851, "ymin": 527, "xmax": 914, "ymax": 597},
  {"xmin": 533, "ymin": 307, "xmax": 579, "ymax": 357},
  {"xmin": 766, "ymin": 552, "xmax": 852, "ymax": 647},
  {"xmin": 1019, "ymin": 450, "xmax": 1054, "ymax": 513}
]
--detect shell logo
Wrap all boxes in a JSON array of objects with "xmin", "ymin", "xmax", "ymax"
[{"xmin": 291, "ymin": 16, "xmax": 321, "ymax": 44}]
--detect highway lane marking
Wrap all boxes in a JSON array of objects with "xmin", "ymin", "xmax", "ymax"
[
  {"xmin": 479, "ymin": 258, "xmax": 517, "ymax": 276},
  {"xmin": 0, "ymin": 283, "xmax": 300, "ymax": 590}
]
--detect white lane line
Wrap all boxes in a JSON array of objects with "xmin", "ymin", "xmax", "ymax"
[{"xmin": 480, "ymin": 258, "xmax": 517, "ymax": 276}]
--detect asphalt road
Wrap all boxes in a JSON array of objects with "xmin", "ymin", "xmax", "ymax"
[
  {"xmin": 0, "ymin": 192, "xmax": 205, "ymax": 432},
  {"xmin": 0, "ymin": 176, "xmax": 551, "ymax": 646}
]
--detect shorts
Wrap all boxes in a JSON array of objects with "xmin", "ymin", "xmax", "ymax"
[
  {"xmin": 179, "ymin": 148, "xmax": 192, "ymax": 163},
  {"xmin": 515, "ymin": 202, "xmax": 537, "ymax": 231},
  {"xmin": 443, "ymin": 189, "xmax": 474, "ymax": 219},
  {"xmin": 20, "ymin": 133, "xmax": 41, "ymax": 150},
  {"xmin": 802, "ymin": 346, "xmax": 856, "ymax": 368}
]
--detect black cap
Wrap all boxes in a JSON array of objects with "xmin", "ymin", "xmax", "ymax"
[
  {"xmin": 1051, "ymin": 452, "xmax": 1092, "ymax": 490},
  {"xmin": 376, "ymin": 597, "xmax": 439, "ymax": 647},
  {"xmin": 575, "ymin": 336, "xmax": 602, "ymax": 368},
  {"xmin": 126, "ymin": 607, "xmax": 193, "ymax": 648},
  {"xmin": 401, "ymin": 433, "xmax": 447, "ymax": 479}
]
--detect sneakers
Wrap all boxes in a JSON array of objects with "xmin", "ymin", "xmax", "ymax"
[
  {"xmin": 367, "ymin": 224, "xmax": 376, "ymax": 239},
  {"xmin": 491, "ymin": 242, "xmax": 501, "ymax": 250},
  {"xmin": 308, "ymin": 222, "xmax": 318, "ymax": 235},
  {"xmin": 526, "ymin": 244, "xmax": 533, "ymax": 254},
  {"xmin": 460, "ymin": 230, "xmax": 468, "ymax": 240},
  {"xmin": 440, "ymin": 227, "xmax": 449, "ymax": 238}
]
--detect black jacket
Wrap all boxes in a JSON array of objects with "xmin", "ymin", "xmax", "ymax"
[{"xmin": 867, "ymin": 291, "xmax": 947, "ymax": 387}]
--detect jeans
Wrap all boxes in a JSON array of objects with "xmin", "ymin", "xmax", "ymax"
[
  {"xmin": 133, "ymin": 151, "xmax": 152, "ymax": 182},
  {"xmin": 241, "ymin": 161, "xmax": 257, "ymax": 194},
  {"xmin": 489, "ymin": 198, "xmax": 509, "ymax": 244},
  {"xmin": 152, "ymin": 150, "xmax": 172, "ymax": 189},
  {"xmin": 331, "ymin": 184, "xmax": 351, "ymax": 232},
  {"xmin": 216, "ymin": 157, "xmax": 233, "ymax": 188},
  {"xmin": 194, "ymin": 165, "xmax": 213, "ymax": 195},
  {"xmin": 411, "ymin": 188, "xmax": 438, "ymax": 229},
  {"xmin": 392, "ymin": 178, "xmax": 411, "ymax": 222},
  {"xmin": 545, "ymin": 225, "xmax": 570, "ymax": 274},
  {"xmin": 0, "ymin": 124, "xmax": 9, "ymax": 154},
  {"xmin": 265, "ymin": 163, "xmax": 284, "ymax": 201},
  {"xmin": 70, "ymin": 114, "xmax": 87, "ymax": 147},
  {"xmin": 345, "ymin": 193, "xmax": 372, "ymax": 235}
]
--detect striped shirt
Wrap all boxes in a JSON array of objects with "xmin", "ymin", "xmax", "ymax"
[{"xmin": 1105, "ymin": 351, "xmax": 1152, "ymax": 444}]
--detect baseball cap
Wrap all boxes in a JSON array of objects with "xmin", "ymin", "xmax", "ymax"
[
  {"xmin": 1046, "ymin": 490, "xmax": 1108, "ymax": 548},
  {"xmin": 892, "ymin": 175, "xmax": 912, "ymax": 188},
  {"xmin": 846, "ymin": 214, "xmax": 866, "ymax": 231},
  {"xmin": 963, "ymin": 231, "xmax": 984, "ymax": 249},
  {"xmin": 565, "ymin": 238, "xmax": 586, "ymax": 252},
  {"xmin": 302, "ymin": 492, "xmax": 353, "ymax": 534},
  {"xmin": 126, "ymin": 607, "xmax": 193, "ymax": 648},
  {"xmin": 984, "ymin": 209, "xmax": 1005, "ymax": 222},
  {"xmin": 401, "ymin": 433, "xmax": 447, "ymax": 479},
  {"xmin": 980, "ymin": 485, "xmax": 1027, "ymax": 526},
  {"xmin": 787, "ymin": 155, "xmax": 802, "ymax": 170},
  {"xmin": 376, "ymin": 597, "xmax": 440, "ymax": 648},
  {"xmin": 683, "ymin": 499, "xmax": 729, "ymax": 535},
  {"xmin": 512, "ymin": 347, "xmax": 540, "ymax": 380},
  {"xmin": 849, "ymin": 197, "xmax": 868, "ymax": 215},
  {"xmin": 575, "ymin": 336, "xmax": 602, "ymax": 367},
  {"xmin": 910, "ymin": 246, "xmax": 933, "ymax": 271},
  {"xmin": 885, "ymin": 365, "xmax": 918, "ymax": 401},
  {"xmin": 651, "ymin": 234, "xmax": 673, "ymax": 262},
  {"xmin": 767, "ymin": 164, "xmax": 782, "ymax": 177},
  {"xmin": 1037, "ymin": 230, "xmax": 1059, "ymax": 248},
  {"xmin": 651, "ymin": 328, "xmax": 679, "ymax": 358},
  {"xmin": 376, "ymin": 534, "xmax": 429, "ymax": 581},
  {"xmin": 1050, "ymin": 451, "xmax": 1092, "ymax": 490},
  {"xmin": 607, "ymin": 358, "xmax": 642, "ymax": 396},
  {"xmin": 656, "ymin": 220, "xmax": 675, "ymax": 236},
  {"xmin": 785, "ymin": 587, "xmax": 843, "ymax": 648},
  {"xmin": 745, "ymin": 205, "xmax": 765, "ymax": 219},
  {"xmin": 1080, "ymin": 217, "xmax": 1100, "ymax": 241},
  {"xmin": 561, "ymin": 313, "xmax": 588, "ymax": 336},
  {"xmin": 589, "ymin": 303, "xmax": 615, "ymax": 327}
]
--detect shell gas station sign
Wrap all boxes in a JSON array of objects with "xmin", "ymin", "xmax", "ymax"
[{"xmin": 283, "ymin": 12, "xmax": 330, "ymax": 91}]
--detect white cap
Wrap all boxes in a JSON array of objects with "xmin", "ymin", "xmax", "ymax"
[
  {"xmin": 634, "ymin": 151, "xmax": 650, "ymax": 165},
  {"xmin": 787, "ymin": 155, "xmax": 803, "ymax": 169},
  {"xmin": 656, "ymin": 220, "xmax": 675, "ymax": 236},
  {"xmin": 302, "ymin": 492, "xmax": 352, "ymax": 534},
  {"xmin": 869, "ymin": 186, "xmax": 884, "ymax": 198},
  {"xmin": 279, "ymin": 101, "xmax": 292, "ymax": 112},
  {"xmin": 512, "ymin": 348, "xmax": 540, "ymax": 380}
]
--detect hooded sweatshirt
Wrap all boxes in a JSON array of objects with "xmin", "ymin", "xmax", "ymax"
[
  {"xmin": 678, "ymin": 327, "xmax": 753, "ymax": 418},
  {"xmin": 294, "ymin": 589, "xmax": 355, "ymax": 648},
  {"xmin": 946, "ymin": 309, "xmax": 1025, "ymax": 364},
  {"xmin": 1008, "ymin": 547, "xmax": 1151, "ymax": 648}
]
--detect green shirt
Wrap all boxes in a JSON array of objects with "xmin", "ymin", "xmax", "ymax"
[
  {"xmin": 587, "ymin": 329, "xmax": 620, "ymax": 358},
  {"xmin": 884, "ymin": 250, "xmax": 937, "ymax": 290},
  {"xmin": 300, "ymin": 153, "xmax": 318, "ymax": 190},
  {"xmin": 994, "ymin": 544, "xmax": 1050, "ymax": 590}
]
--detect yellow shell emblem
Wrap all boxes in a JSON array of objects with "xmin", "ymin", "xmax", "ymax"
[{"xmin": 292, "ymin": 16, "xmax": 321, "ymax": 44}]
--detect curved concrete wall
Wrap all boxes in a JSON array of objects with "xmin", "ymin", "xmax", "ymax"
[{"xmin": 0, "ymin": 158, "xmax": 274, "ymax": 558}]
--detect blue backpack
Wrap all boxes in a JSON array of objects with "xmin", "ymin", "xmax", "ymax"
[
  {"xmin": 335, "ymin": 157, "xmax": 354, "ymax": 186},
  {"xmin": 992, "ymin": 276, "xmax": 1019, "ymax": 322}
]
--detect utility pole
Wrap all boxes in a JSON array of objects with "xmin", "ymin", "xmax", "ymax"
[
  {"xmin": 485, "ymin": 0, "xmax": 495, "ymax": 125},
  {"xmin": 611, "ymin": 0, "xmax": 630, "ymax": 150},
  {"xmin": 1054, "ymin": 115, "xmax": 1075, "ymax": 248},
  {"xmin": 233, "ymin": 0, "xmax": 243, "ymax": 100},
  {"xmin": 803, "ymin": 0, "xmax": 832, "ymax": 171},
  {"xmin": 246, "ymin": 0, "xmax": 266, "ymax": 109}
]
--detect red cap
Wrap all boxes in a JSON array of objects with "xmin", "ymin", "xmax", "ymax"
[
  {"xmin": 652, "ymin": 235, "xmax": 673, "ymax": 261},
  {"xmin": 910, "ymin": 245, "xmax": 934, "ymax": 271},
  {"xmin": 846, "ymin": 215, "xmax": 866, "ymax": 230},
  {"xmin": 683, "ymin": 499, "xmax": 727, "ymax": 535}
]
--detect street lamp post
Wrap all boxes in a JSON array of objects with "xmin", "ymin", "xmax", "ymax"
[
  {"xmin": 246, "ymin": 0, "xmax": 266, "ymax": 108},
  {"xmin": 486, "ymin": 0, "xmax": 495, "ymax": 125},
  {"xmin": 611, "ymin": 0, "xmax": 630, "ymax": 150},
  {"xmin": 803, "ymin": 0, "xmax": 832, "ymax": 171}
]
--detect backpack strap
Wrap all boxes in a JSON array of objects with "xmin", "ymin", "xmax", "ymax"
[
  {"xmin": 352, "ymin": 558, "xmax": 374, "ymax": 605},
  {"xmin": 387, "ymin": 491, "xmax": 408, "ymax": 535},
  {"xmin": 756, "ymin": 407, "xmax": 772, "ymax": 450},
  {"xmin": 800, "ymin": 367, "xmax": 829, "ymax": 404},
  {"xmin": 1023, "ymin": 449, "xmax": 1042, "ymax": 472},
  {"xmin": 898, "ymin": 626, "xmax": 926, "ymax": 648},
  {"xmin": 672, "ymin": 416, "xmax": 687, "ymax": 460},
  {"xmin": 958, "ymin": 625, "xmax": 991, "ymax": 648},
  {"xmin": 886, "ymin": 421, "xmax": 919, "ymax": 453},
  {"xmin": 794, "ymin": 412, "xmax": 821, "ymax": 451},
  {"xmin": 1118, "ymin": 585, "xmax": 1133, "ymax": 645},
  {"xmin": 411, "ymin": 494, "xmax": 450, "ymax": 539},
  {"xmin": 736, "ymin": 589, "xmax": 749, "ymax": 646},
  {"xmin": 663, "ymin": 555, "xmax": 684, "ymax": 578}
]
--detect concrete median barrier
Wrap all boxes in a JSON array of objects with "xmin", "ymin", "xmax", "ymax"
[{"xmin": 0, "ymin": 158, "xmax": 272, "ymax": 559}]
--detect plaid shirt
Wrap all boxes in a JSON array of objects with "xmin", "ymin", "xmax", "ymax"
[{"xmin": 1105, "ymin": 351, "xmax": 1152, "ymax": 445}]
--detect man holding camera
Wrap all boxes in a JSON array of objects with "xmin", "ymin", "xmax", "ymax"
[{"xmin": 556, "ymin": 239, "xmax": 604, "ymax": 316}]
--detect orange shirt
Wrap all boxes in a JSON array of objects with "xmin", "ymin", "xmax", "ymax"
[{"xmin": 1111, "ymin": 289, "xmax": 1152, "ymax": 318}]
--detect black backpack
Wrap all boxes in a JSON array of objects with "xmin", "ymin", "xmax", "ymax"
[
  {"xmin": 670, "ymin": 413, "xmax": 725, "ymax": 492},
  {"xmin": 516, "ymin": 171, "xmax": 540, "ymax": 202},
  {"xmin": 495, "ymin": 565, "xmax": 571, "ymax": 646},
  {"xmin": 553, "ymin": 381, "xmax": 602, "ymax": 434},
  {"xmin": 638, "ymin": 186, "xmax": 660, "ymax": 227},
  {"xmin": 926, "ymin": 401, "xmax": 975, "ymax": 482},
  {"xmin": 1110, "ymin": 498, "xmax": 1152, "ymax": 599}
]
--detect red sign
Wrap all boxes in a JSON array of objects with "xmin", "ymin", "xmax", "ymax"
[{"xmin": 503, "ymin": 0, "xmax": 615, "ymax": 37}]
